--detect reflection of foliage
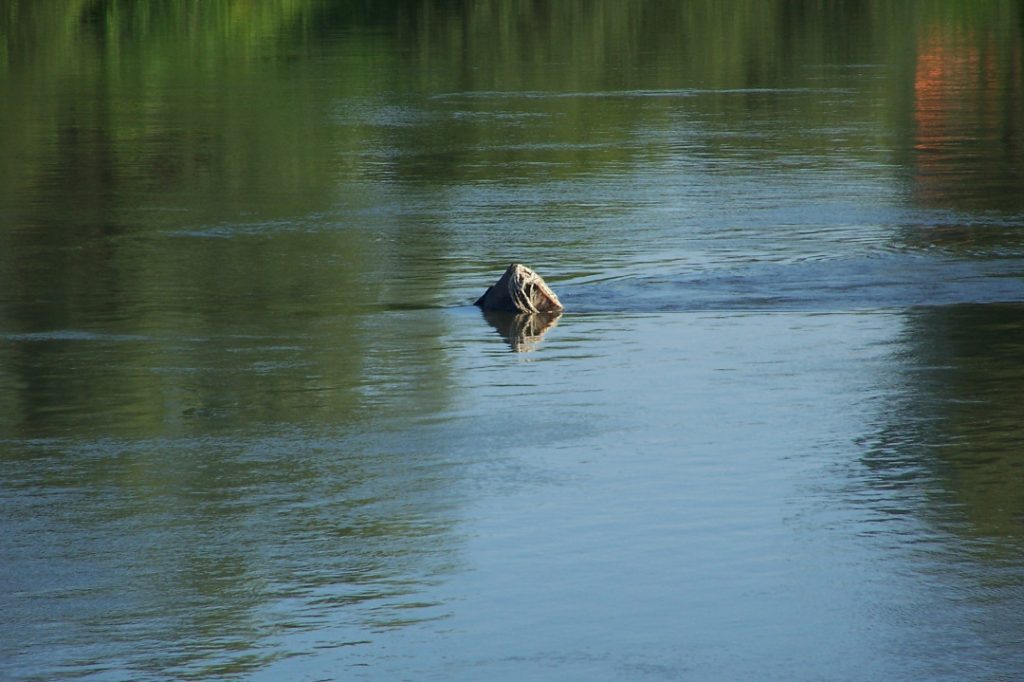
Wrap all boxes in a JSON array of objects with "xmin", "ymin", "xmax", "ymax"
[
  {"xmin": 909, "ymin": 10, "xmax": 1024, "ymax": 212},
  {"xmin": 1, "ymin": 0, "xmax": 1021, "ymax": 434},
  {"xmin": 865, "ymin": 305, "xmax": 1024, "ymax": 551},
  {"xmin": 3, "ymin": 0, "xmax": 1021, "ymax": 195},
  {"xmin": 1, "ymin": 0, "xmax": 337, "ymax": 214},
  {"xmin": 0, "ymin": 0, "xmax": 459, "ymax": 437}
]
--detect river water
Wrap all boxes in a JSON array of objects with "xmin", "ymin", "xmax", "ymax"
[{"xmin": 2, "ymin": 2, "xmax": 1024, "ymax": 680}]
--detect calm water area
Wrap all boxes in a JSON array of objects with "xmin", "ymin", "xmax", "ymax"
[{"xmin": 2, "ymin": 2, "xmax": 1024, "ymax": 680}]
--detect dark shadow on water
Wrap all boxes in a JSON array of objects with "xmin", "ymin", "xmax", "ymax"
[
  {"xmin": 856, "ymin": 303, "xmax": 1024, "ymax": 557},
  {"xmin": 481, "ymin": 310, "xmax": 562, "ymax": 352}
]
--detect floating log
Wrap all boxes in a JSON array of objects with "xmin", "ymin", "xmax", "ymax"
[{"xmin": 474, "ymin": 263, "xmax": 564, "ymax": 314}]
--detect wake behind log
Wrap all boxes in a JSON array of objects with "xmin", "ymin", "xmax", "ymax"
[{"xmin": 474, "ymin": 263, "xmax": 564, "ymax": 313}]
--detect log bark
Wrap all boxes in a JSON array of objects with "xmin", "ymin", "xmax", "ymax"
[{"xmin": 474, "ymin": 263, "xmax": 564, "ymax": 313}]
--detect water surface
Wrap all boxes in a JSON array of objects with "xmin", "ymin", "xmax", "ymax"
[{"xmin": 2, "ymin": 2, "xmax": 1024, "ymax": 680}]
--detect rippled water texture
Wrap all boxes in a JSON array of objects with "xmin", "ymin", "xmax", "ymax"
[{"xmin": 2, "ymin": 2, "xmax": 1024, "ymax": 680}]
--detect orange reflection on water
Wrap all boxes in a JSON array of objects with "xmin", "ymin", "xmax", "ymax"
[{"xmin": 911, "ymin": 27, "xmax": 1021, "ymax": 209}]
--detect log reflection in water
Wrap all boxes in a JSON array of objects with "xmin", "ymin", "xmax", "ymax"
[{"xmin": 481, "ymin": 310, "xmax": 562, "ymax": 352}]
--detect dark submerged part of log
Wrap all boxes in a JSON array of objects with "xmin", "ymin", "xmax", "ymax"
[{"xmin": 474, "ymin": 263, "xmax": 564, "ymax": 313}]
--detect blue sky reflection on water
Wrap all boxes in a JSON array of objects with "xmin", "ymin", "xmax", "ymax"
[{"xmin": 244, "ymin": 307, "xmax": 1024, "ymax": 681}]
